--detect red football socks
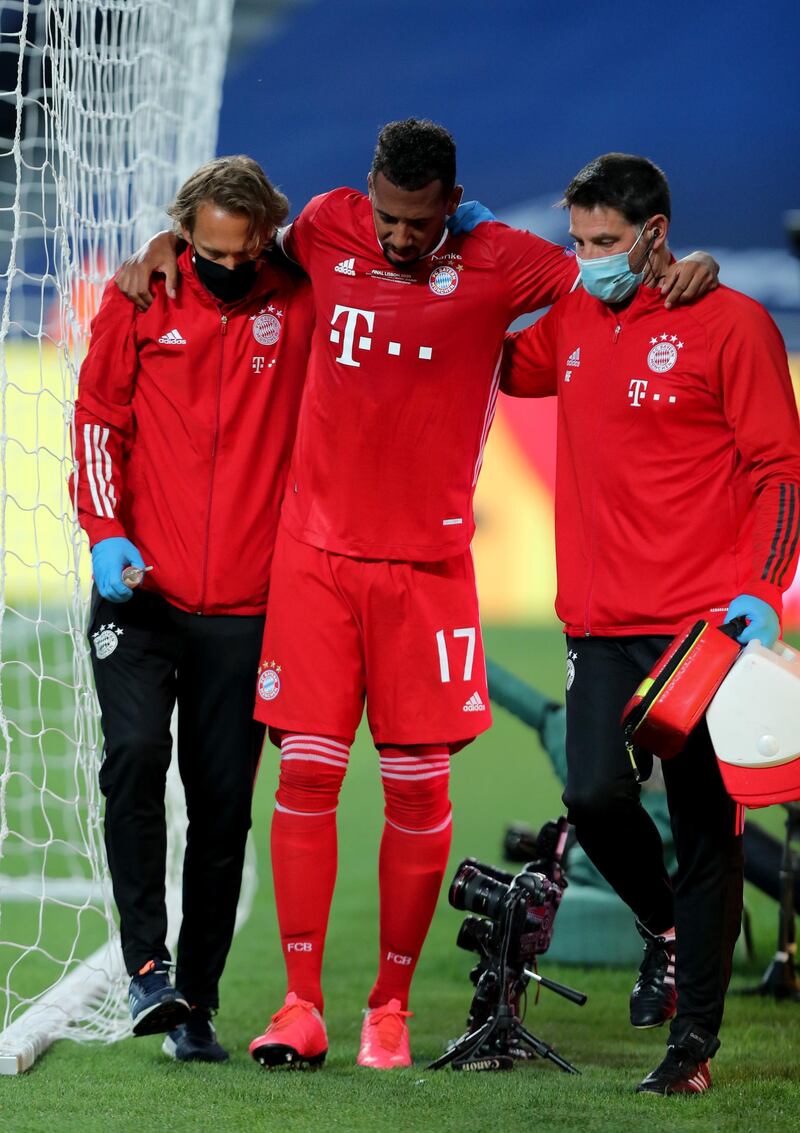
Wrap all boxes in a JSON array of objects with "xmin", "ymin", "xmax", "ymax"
[
  {"xmin": 368, "ymin": 744, "xmax": 452, "ymax": 1011},
  {"xmin": 271, "ymin": 733, "xmax": 350, "ymax": 1013},
  {"xmin": 271, "ymin": 736, "xmax": 452, "ymax": 1016}
]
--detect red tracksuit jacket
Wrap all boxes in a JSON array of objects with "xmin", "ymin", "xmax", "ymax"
[
  {"xmin": 502, "ymin": 282, "xmax": 800, "ymax": 636},
  {"xmin": 74, "ymin": 247, "xmax": 313, "ymax": 615}
]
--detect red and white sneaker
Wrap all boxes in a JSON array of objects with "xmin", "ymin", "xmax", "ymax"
[
  {"xmin": 356, "ymin": 999, "xmax": 412, "ymax": 1069},
  {"xmin": 249, "ymin": 992, "xmax": 328, "ymax": 1069}
]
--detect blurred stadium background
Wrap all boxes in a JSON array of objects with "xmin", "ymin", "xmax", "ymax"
[{"xmin": 1, "ymin": 0, "xmax": 800, "ymax": 1120}]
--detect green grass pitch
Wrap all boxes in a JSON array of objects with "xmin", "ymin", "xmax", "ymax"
[{"xmin": 2, "ymin": 625, "xmax": 799, "ymax": 1133}]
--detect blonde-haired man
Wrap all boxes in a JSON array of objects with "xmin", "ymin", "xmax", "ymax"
[{"xmin": 75, "ymin": 155, "xmax": 313, "ymax": 1061}]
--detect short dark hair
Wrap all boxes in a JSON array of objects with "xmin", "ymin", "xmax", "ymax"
[
  {"xmin": 371, "ymin": 118, "xmax": 457, "ymax": 195},
  {"xmin": 167, "ymin": 155, "xmax": 289, "ymax": 253},
  {"xmin": 562, "ymin": 153, "xmax": 671, "ymax": 224}
]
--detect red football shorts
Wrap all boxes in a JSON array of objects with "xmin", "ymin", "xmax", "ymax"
[{"xmin": 254, "ymin": 528, "xmax": 492, "ymax": 747}]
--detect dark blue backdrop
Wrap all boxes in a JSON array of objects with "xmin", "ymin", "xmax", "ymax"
[{"xmin": 218, "ymin": 0, "xmax": 799, "ymax": 252}]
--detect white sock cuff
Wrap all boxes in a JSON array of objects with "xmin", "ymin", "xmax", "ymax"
[
  {"xmin": 385, "ymin": 807, "xmax": 453, "ymax": 837},
  {"xmin": 274, "ymin": 801, "xmax": 338, "ymax": 817}
]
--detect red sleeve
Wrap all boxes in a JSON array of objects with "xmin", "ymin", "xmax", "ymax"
[
  {"xmin": 708, "ymin": 298, "xmax": 800, "ymax": 613},
  {"xmin": 73, "ymin": 281, "xmax": 138, "ymax": 546},
  {"xmin": 277, "ymin": 192, "xmax": 332, "ymax": 269},
  {"xmin": 487, "ymin": 222, "xmax": 578, "ymax": 319},
  {"xmin": 500, "ymin": 308, "xmax": 560, "ymax": 398}
]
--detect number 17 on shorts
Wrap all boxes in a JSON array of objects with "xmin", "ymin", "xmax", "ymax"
[{"xmin": 435, "ymin": 626, "xmax": 490, "ymax": 719}]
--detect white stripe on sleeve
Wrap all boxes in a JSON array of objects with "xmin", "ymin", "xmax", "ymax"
[
  {"xmin": 82, "ymin": 423, "xmax": 106, "ymax": 517},
  {"xmin": 91, "ymin": 425, "xmax": 115, "ymax": 518},
  {"xmin": 98, "ymin": 427, "xmax": 117, "ymax": 508}
]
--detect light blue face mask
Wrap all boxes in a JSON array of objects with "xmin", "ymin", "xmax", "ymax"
[{"xmin": 576, "ymin": 225, "xmax": 649, "ymax": 304}]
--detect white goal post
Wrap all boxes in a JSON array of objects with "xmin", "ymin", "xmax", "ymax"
[{"xmin": 0, "ymin": 0, "xmax": 244, "ymax": 1073}]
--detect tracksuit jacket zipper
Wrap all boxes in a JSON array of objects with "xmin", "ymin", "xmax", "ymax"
[
  {"xmin": 583, "ymin": 317, "xmax": 623, "ymax": 636},
  {"xmin": 198, "ymin": 312, "xmax": 227, "ymax": 613}
]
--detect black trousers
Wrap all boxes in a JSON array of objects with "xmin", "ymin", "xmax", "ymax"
[
  {"xmin": 89, "ymin": 590, "xmax": 266, "ymax": 1010},
  {"xmin": 563, "ymin": 634, "xmax": 743, "ymax": 1043}
]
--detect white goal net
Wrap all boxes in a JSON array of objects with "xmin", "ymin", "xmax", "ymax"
[{"xmin": 0, "ymin": 0, "xmax": 237, "ymax": 1073}]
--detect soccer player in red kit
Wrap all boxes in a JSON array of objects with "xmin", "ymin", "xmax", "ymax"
[
  {"xmin": 249, "ymin": 121, "xmax": 577, "ymax": 1070},
  {"xmin": 244, "ymin": 122, "xmax": 719, "ymax": 1070},
  {"xmin": 116, "ymin": 121, "xmax": 718, "ymax": 1070}
]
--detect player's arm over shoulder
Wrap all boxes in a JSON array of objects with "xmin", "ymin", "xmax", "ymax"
[
  {"xmin": 278, "ymin": 187, "xmax": 357, "ymax": 268},
  {"xmin": 486, "ymin": 222, "xmax": 578, "ymax": 318},
  {"xmin": 500, "ymin": 302, "xmax": 563, "ymax": 399}
]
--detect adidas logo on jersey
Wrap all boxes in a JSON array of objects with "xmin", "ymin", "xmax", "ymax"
[
  {"xmin": 158, "ymin": 328, "xmax": 186, "ymax": 345},
  {"xmin": 334, "ymin": 258, "xmax": 356, "ymax": 276},
  {"xmin": 566, "ymin": 347, "xmax": 581, "ymax": 367},
  {"xmin": 463, "ymin": 691, "xmax": 486, "ymax": 712}
]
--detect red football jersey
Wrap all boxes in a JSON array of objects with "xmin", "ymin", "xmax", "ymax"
[{"xmin": 279, "ymin": 188, "xmax": 577, "ymax": 560}]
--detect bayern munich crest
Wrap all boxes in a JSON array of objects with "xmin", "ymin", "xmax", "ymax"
[
  {"xmin": 647, "ymin": 334, "xmax": 683, "ymax": 373},
  {"xmin": 252, "ymin": 312, "xmax": 282, "ymax": 346},
  {"xmin": 429, "ymin": 264, "xmax": 459, "ymax": 296},
  {"xmin": 257, "ymin": 661, "xmax": 281, "ymax": 701},
  {"xmin": 92, "ymin": 623, "xmax": 121, "ymax": 661}
]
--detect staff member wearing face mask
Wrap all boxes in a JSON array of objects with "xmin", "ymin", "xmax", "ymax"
[
  {"xmin": 74, "ymin": 155, "xmax": 313, "ymax": 1061},
  {"xmin": 502, "ymin": 153, "xmax": 800, "ymax": 1096}
]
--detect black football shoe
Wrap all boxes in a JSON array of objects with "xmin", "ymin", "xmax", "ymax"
[
  {"xmin": 629, "ymin": 920, "xmax": 677, "ymax": 1028},
  {"xmin": 636, "ymin": 1044, "xmax": 711, "ymax": 1095},
  {"xmin": 637, "ymin": 1021, "xmax": 720, "ymax": 1095},
  {"xmin": 162, "ymin": 1007, "xmax": 229, "ymax": 1063}
]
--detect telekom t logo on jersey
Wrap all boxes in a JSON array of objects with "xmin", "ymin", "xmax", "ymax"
[
  {"xmin": 329, "ymin": 304, "xmax": 433, "ymax": 367},
  {"xmin": 628, "ymin": 379, "xmax": 648, "ymax": 407},
  {"xmin": 628, "ymin": 378, "xmax": 678, "ymax": 408}
]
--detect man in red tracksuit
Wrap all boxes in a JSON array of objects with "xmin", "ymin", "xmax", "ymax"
[
  {"xmin": 502, "ymin": 152, "xmax": 800, "ymax": 1095},
  {"xmin": 75, "ymin": 155, "xmax": 313, "ymax": 1061}
]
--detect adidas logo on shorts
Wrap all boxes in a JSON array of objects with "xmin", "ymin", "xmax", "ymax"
[{"xmin": 463, "ymin": 691, "xmax": 486, "ymax": 712}]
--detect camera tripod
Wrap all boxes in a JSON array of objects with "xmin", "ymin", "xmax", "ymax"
[
  {"xmin": 741, "ymin": 803, "xmax": 800, "ymax": 1001},
  {"xmin": 428, "ymin": 977, "xmax": 584, "ymax": 1074},
  {"xmin": 428, "ymin": 885, "xmax": 587, "ymax": 1074}
]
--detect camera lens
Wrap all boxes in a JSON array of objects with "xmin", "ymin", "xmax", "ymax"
[
  {"xmin": 456, "ymin": 915, "xmax": 493, "ymax": 954},
  {"xmin": 459, "ymin": 857, "xmax": 514, "ymax": 885},
  {"xmin": 449, "ymin": 863, "xmax": 509, "ymax": 921}
]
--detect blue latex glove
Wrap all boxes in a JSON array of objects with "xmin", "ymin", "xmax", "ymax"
[
  {"xmin": 446, "ymin": 200, "xmax": 497, "ymax": 235},
  {"xmin": 91, "ymin": 537, "xmax": 145, "ymax": 603},
  {"xmin": 726, "ymin": 594, "xmax": 780, "ymax": 647}
]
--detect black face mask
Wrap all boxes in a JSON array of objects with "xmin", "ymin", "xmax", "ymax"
[{"xmin": 193, "ymin": 250, "xmax": 258, "ymax": 303}]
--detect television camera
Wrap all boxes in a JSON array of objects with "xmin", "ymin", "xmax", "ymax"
[{"xmin": 428, "ymin": 816, "xmax": 587, "ymax": 1073}]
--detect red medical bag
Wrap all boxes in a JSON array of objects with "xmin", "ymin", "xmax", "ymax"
[{"xmin": 621, "ymin": 618, "xmax": 746, "ymax": 760}]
